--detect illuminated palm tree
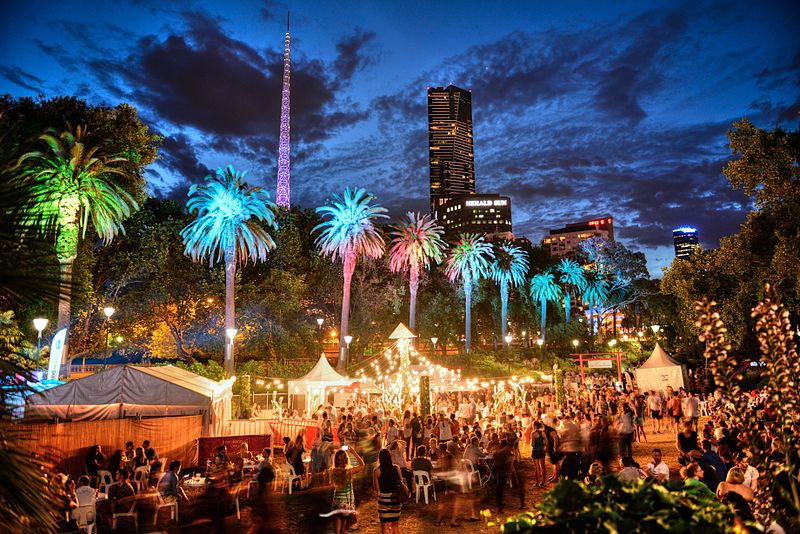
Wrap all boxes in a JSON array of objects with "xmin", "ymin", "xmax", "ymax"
[
  {"xmin": 557, "ymin": 258, "xmax": 587, "ymax": 324},
  {"xmin": 529, "ymin": 270, "xmax": 562, "ymax": 343},
  {"xmin": 582, "ymin": 270, "xmax": 609, "ymax": 336},
  {"xmin": 315, "ymin": 188, "xmax": 388, "ymax": 371},
  {"xmin": 17, "ymin": 125, "xmax": 138, "ymax": 345},
  {"xmin": 181, "ymin": 165, "xmax": 277, "ymax": 375},
  {"xmin": 444, "ymin": 233, "xmax": 493, "ymax": 353},
  {"xmin": 388, "ymin": 212, "xmax": 446, "ymax": 333},
  {"xmin": 489, "ymin": 242, "xmax": 529, "ymax": 349}
]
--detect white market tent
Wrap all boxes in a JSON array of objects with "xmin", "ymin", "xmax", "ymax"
[
  {"xmin": 25, "ymin": 365, "xmax": 234, "ymax": 436},
  {"xmin": 288, "ymin": 355, "xmax": 354, "ymax": 414},
  {"xmin": 634, "ymin": 343, "xmax": 688, "ymax": 393}
]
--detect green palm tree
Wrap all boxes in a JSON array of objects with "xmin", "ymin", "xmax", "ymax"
[
  {"xmin": 582, "ymin": 270, "xmax": 609, "ymax": 336},
  {"xmin": 314, "ymin": 188, "xmax": 388, "ymax": 371},
  {"xmin": 489, "ymin": 242, "xmax": 528, "ymax": 349},
  {"xmin": 388, "ymin": 212, "xmax": 446, "ymax": 333},
  {"xmin": 17, "ymin": 125, "xmax": 138, "ymax": 372},
  {"xmin": 181, "ymin": 165, "xmax": 277, "ymax": 375},
  {"xmin": 444, "ymin": 233, "xmax": 493, "ymax": 353},
  {"xmin": 557, "ymin": 258, "xmax": 587, "ymax": 324},
  {"xmin": 529, "ymin": 270, "xmax": 562, "ymax": 343}
]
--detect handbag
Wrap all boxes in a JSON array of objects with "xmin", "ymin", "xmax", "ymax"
[{"xmin": 393, "ymin": 479, "xmax": 411, "ymax": 503}]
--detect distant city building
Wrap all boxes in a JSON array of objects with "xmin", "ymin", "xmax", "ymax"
[
  {"xmin": 441, "ymin": 194, "xmax": 513, "ymax": 239},
  {"xmin": 542, "ymin": 216, "xmax": 614, "ymax": 256},
  {"xmin": 428, "ymin": 85, "xmax": 475, "ymax": 218},
  {"xmin": 673, "ymin": 226, "xmax": 700, "ymax": 259}
]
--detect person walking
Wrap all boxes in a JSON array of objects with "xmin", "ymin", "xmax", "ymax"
[
  {"xmin": 647, "ymin": 391, "xmax": 663, "ymax": 434},
  {"xmin": 328, "ymin": 448, "xmax": 364, "ymax": 534},
  {"xmin": 373, "ymin": 449, "xmax": 407, "ymax": 534}
]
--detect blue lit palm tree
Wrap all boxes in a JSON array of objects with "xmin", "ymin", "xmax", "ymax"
[
  {"xmin": 582, "ymin": 270, "xmax": 609, "ymax": 336},
  {"xmin": 181, "ymin": 165, "xmax": 277, "ymax": 375},
  {"xmin": 529, "ymin": 271, "xmax": 562, "ymax": 343},
  {"xmin": 388, "ymin": 212, "xmax": 447, "ymax": 333},
  {"xmin": 314, "ymin": 188, "xmax": 388, "ymax": 370},
  {"xmin": 489, "ymin": 242, "xmax": 529, "ymax": 349},
  {"xmin": 444, "ymin": 233, "xmax": 494, "ymax": 353},
  {"xmin": 557, "ymin": 258, "xmax": 587, "ymax": 324}
]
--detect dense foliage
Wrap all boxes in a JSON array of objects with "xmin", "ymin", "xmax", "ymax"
[{"xmin": 501, "ymin": 477, "xmax": 739, "ymax": 533}]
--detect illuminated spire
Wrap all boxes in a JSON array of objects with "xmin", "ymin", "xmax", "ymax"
[{"xmin": 275, "ymin": 12, "xmax": 291, "ymax": 208}]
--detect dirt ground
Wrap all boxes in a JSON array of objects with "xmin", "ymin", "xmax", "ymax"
[{"xmin": 105, "ymin": 420, "xmax": 687, "ymax": 534}]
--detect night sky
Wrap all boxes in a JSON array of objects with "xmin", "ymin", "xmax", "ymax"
[{"xmin": 1, "ymin": 0, "xmax": 798, "ymax": 275}]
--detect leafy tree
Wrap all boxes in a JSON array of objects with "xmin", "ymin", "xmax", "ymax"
[
  {"xmin": 314, "ymin": 188, "xmax": 387, "ymax": 370},
  {"xmin": 530, "ymin": 270, "xmax": 562, "ymax": 343},
  {"xmin": 556, "ymin": 258, "xmax": 586, "ymax": 324},
  {"xmin": 181, "ymin": 166, "xmax": 278, "ymax": 375},
  {"xmin": 15, "ymin": 125, "xmax": 140, "ymax": 370},
  {"xmin": 444, "ymin": 233, "xmax": 494, "ymax": 353},
  {"xmin": 489, "ymin": 242, "xmax": 529, "ymax": 349},
  {"xmin": 388, "ymin": 212, "xmax": 446, "ymax": 333}
]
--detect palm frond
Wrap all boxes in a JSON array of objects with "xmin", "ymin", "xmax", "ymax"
[
  {"xmin": 388, "ymin": 211, "xmax": 447, "ymax": 276},
  {"xmin": 489, "ymin": 242, "xmax": 529, "ymax": 288},
  {"xmin": 313, "ymin": 188, "xmax": 388, "ymax": 262},
  {"xmin": 181, "ymin": 165, "xmax": 278, "ymax": 266},
  {"xmin": 444, "ymin": 233, "xmax": 494, "ymax": 283},
  {"xmin": 530, "ymin": 270, "xmax": 563, "ymax": 303}
]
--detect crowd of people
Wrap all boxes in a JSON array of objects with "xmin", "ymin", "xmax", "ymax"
[{"xmin": 54, "ymin": 374, "xmax": 787, "ymax": 532}]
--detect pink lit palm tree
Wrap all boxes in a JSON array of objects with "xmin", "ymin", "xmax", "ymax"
[{"xmin": 389, "ymin": 212, "xmax": 447, "ymax": 333}]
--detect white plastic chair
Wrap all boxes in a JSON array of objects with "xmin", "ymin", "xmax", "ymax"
[
  {"xmin": 231, "ymin": 484, "xmax": 242, "ymax": 519},
  {"xmin": 699, "ymin": 401, "xmax": 709, "ymax": 417},
  {"xmin": 463, "ymin": 459, "xmax": 480, "ymax": 489},
  {"xmin": 153, "ymin": 470, "xmax": 168, "ymax": 489},
  {"xmin": 413, "ymin": 470, "xmax": 436, "ymax": 504},
  {"xmin": 72, "ymin": 504, "xmax": 96, "ymax": 534},
  {"xmin": 152, "ymin": 493, "xmax": 178, "ymax": 526},
  {"xmin": 97, "ymin": 470, "xmax": 114, "ymax": 494},
  {"xmin": 111, "ymin": 500, "xmax": 137, "ymax": 531},
  {"xmin": 247, "ymin": 478, "xmax": 259, "ymax": 498},
  {"xmin": 133, "ymin": 466, "xmax": 150, "ymax": 492},
  {"xmin": 283, "ymin": 464, "xmax": 302, "ymax": 494}
]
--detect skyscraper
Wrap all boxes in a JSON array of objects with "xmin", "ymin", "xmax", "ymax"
[
  {"xmin": 428, "ymin": 85, "xmax": 475, "ymax": 218},
  {"xmin": 275, "ymin": 15, "xmax": 291, "ymax": 209},
  {"xmin": 673, "ymin": 226, "xmax": 700, "ymax": 259}
]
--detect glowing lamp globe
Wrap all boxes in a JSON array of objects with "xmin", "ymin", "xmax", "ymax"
[
  {"xmin": 226, "ymin": 328, "xmax": 238, "ymax": 341},
  {"xmin": 33, "ymin": 318, "xmax": 49, "ymax": 333},
  {"xmin": 572, "ymin": 339, "xmax": 579, "ymax": 348},
  {"xmin": 651, "ymin": 324, "xmax": 661, "ymax": 334},
  {"xmin": 344, "ymin": 335, "xmax": 353, "ymax": 346},
  {"xmin": 316, "ymin": 318, "xmax": 324, "ymax": 327},
  {"xmin": 536, "ymin": 339, "xmax": 544, "ymax": 347},
  {"xmin": 504, "ymin": 334, "xmax": 512, "ymax": 344},
  {"xmin": 103, "ymin": 306, "xmax": 115, "ymax": 319}
]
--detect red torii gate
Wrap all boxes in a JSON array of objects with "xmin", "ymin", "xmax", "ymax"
[{"xmin": 571, "ymin": 352, "xmax": 624, "ymax": 384}]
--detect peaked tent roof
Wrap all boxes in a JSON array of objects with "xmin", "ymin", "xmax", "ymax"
[
  {"xmin": 388, "ymin": 323, "xmax": 416, "ymax": 339},
  {"xmin": 639, "ymin": 343, "xmax": 683, "ymax": 369},
  {"xmin": 295, "ymin": 354, "xmax": 353, "ymax": 384}
]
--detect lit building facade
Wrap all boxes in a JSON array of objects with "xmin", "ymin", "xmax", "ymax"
[
  {"xmin": 428, "ymin": 85, "xmax": 475, "ymax": 218},
  {"xmin": 673, "ymin": 226, "xmax": 700, "ymax": 259},
  {"xmin": 542, "ymin": 216, "xmax": 614, "ymax": 256},
  {"xmin": 441, "ymin": 194, "xmax": 513, "ymax": 239}
]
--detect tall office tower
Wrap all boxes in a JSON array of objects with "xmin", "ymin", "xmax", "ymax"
[
  {"xmin": 275, "ymin": 14, "xmax": 291, "ymax": 209},
  {"xmin": 428, "ymin": 85, "xmax": 475, "ymax": 218},
  {"xmin": 673, "ymin": 226, "xmax": 700, "ymax": 259}
]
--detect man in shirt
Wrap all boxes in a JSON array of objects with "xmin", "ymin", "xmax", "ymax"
[
  {"xmin": 410, "ymin": 445, "xmax": 433, "ymax": 477},
  {"xmin": 700, "ymin": 439, "xmax": 728, "ymax": 488},
  {"xmin": 645, "ymin": 448, "xmax": 670, "ymax": 483},
  {"xmin": 143, "ymin": 440, "xmax": 161, "ymax": 471},
  {"xmin": 647, "ymin": 391, "xmax": 663, "ymax": 434},
  {"xmin": 436, "ymin": 414, "xmax": 453, "ymax": 443},
  {"xmin": 684, "ymin": 392, "xmax": 701, "ymax": 431},
  {"xmin": 157, "ymin": 460, "xmax": 188, "ymax": 503}
]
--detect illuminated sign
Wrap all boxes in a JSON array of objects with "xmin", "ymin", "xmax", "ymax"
[
  {"xmin": 588, "ymin": 218, "xmax": 612, "ymax": 226},
  {"xmin": 465, "ymin": 199, "xmax": 508, "ymax": 207}
]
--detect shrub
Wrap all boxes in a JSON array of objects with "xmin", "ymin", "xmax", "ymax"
[{"xmin": 501, "ymin": 477, "xmax": 738, "ymax": 533}]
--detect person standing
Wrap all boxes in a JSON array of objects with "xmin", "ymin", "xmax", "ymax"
[
  {"xmin": 684, "ymin": 392, "xmax": 701, "ymax": 432},
  {"xmin": 617, "ymin": 404, "xmax": 636, "ymax": 460},
  {"xmin": 373, "ymin": 449, "xmax": 406, "ymax": 534},
  {"xmin": 647, "ymin": 391, "xmax": 663, "ymax": 434},
  {"xmin": 531, "ymin": 422, "xmax": 547, "ymax": 487},
  {"xmin": 328, "ymin": 448, "xmax": 364, "ymax": 534}
]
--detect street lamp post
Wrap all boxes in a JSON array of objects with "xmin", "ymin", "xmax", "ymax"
[
  {"xmin": 99, "ymin": 306, "xmax": 115, "ymax": 370},
  {"xmin": 344, "ymin": 335, "xmax": 353, "ymax": 369},
  {"xmin": 572, "ymin": 339, "xmax": 579, "ymax": 349},
  {"xmin": 431, "ymin": 337, "xmax": 438, "ymax": 357},
  {"xmin": 226, "ymin": 328, "xmax": 238, "ymax": 375},
  {"xmin": 33, "ymin": 318, "xmax": 48, "ymax": 365},
  {"xmin": 504, "ymin": 334, "xmax": 512, "ymax": 350},
  {"xmin": 522, "ymin": 330, "xmax": 527, "ymax": 348}
]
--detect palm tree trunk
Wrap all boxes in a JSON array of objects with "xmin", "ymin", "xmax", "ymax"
[
  {"xmin": 338, "ymin": 248, "xmax": 357, "ymax": 371},
  {"xmin": 564, "ymin": 292, "xmax": 571, "ymax": 324},
  {"xmin": 57, "ymin": 260, "xmax": 73, "ymax": 376},
  {"xmin": 224, "ymin": 249, "xmax": 236, "ymax": 376},
  {"xmin": 501, "ymin": 280, "xmax": 509, "ymax": 350},
  {"xmin": 540, "ymin": 298, "xmax": 547, "ymax": 343},
  {"xmin": 409, "ymin": 268, "xmax": 419, "ymax": 333},
  {"xmin": 464, "ymin": 276, "xmax": 472, "ymax": 353}
]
